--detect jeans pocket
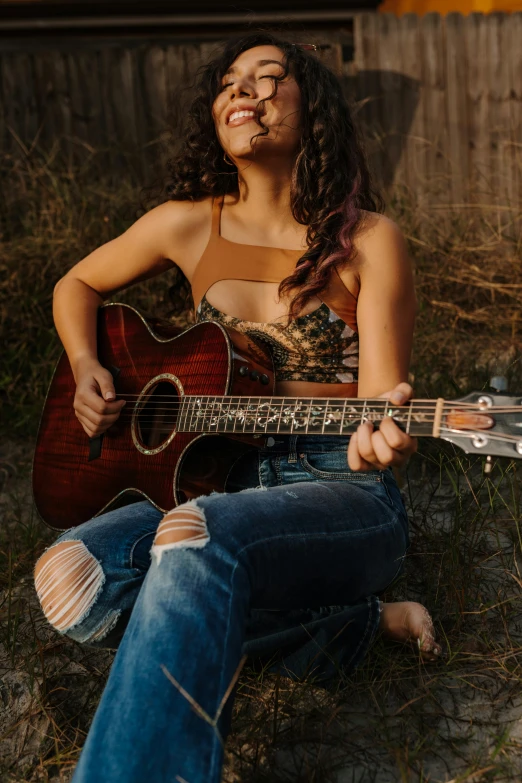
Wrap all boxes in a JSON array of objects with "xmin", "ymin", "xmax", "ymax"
[{"xmin": 299, "ymin": 453, "xmax": 382, "ymax": 482}]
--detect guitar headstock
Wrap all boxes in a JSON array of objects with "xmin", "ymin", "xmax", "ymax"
[{"xmin": 440, "ymin": 391, "xmax": 522, "ymax": 459}]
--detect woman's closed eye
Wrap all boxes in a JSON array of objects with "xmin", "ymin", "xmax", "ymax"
[{"xmin": 221, "ymin": 74, "xmax": 281, "ymax": 90}]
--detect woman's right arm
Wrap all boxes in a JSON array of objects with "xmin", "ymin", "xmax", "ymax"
[{"xmin": 53, "ymin": 199, "xmax": 211, "ymax": 437}]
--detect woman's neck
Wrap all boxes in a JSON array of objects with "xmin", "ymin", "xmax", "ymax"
[{"xmin": 229, "ymin": 160, "xmax": 304, "ymax": 242}]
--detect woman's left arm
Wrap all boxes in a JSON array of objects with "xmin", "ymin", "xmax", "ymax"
[{"xmin": 345, "ymin": 214, "xmax": 417, "ymax": 471}]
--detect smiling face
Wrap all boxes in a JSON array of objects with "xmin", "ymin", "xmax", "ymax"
[{"xmin": 212, "ymin": 45, "xmax": 302, "ymax": 165}]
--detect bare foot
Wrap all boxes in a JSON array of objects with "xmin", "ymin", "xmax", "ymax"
[{"xmin": 379, "ymin": 601, "xmax": 442, "ymax": 660}]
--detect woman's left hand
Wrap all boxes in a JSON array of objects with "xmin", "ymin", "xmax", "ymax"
[{"xmin": 347, "ymin": 382, "xmax": 417, "ymax": 471}]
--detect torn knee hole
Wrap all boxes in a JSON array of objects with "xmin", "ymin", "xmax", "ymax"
[
  {"xmin": 34, "ymin": 540, "xmax": 104, "ymax": 632},
  {"xmin": 152, "ymin": 501, "xmax": 209, "ymax": 564}
]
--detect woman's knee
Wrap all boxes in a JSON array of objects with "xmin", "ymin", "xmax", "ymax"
[
  {"xmin": 151, "ymin": 499, "xmax": 210, "ymax": 566},
  {"xmin": 34, "ymin": 539, "xmax": 107, "ymax": 637}
]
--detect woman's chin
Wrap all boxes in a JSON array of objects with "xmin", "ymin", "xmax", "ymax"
[{"xmin": 230, "ymin": 146, "xmax": 296, "ymax": 168}]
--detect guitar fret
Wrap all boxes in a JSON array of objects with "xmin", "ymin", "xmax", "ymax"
[
  {"xmin": 361, "ymin": 399, "xmax": 367, "ymax": 425},
  {"xmin": 231, "ymin": 397, "xmax": 238, "ymax": 433},
  {"xmin": 406, "ymin": 401, "xmax": 413, "ymax": 434},
  {"xmin": 207, "ymin": 396, "xmax": 217, "ymax": 432},
  {"xmin": 305, "ymin": 400, "xmax": 312, "ymax": 435},
  {"xmin": 229, "ymin": 396, "xmax": 239, "ymax": 433},
  {"xmin": 341, "ymin": 398, "xmax": 348, "ymax": 434},
  {"xmin": 241, "ymin": 397, "xmax": 249, "ymax": 433},
  {"xmin": 277, "ymin": 400, "xmax": 284, "ymax": 434},
  {"xmin": 223, "ymin": 396, "xmax": 233, "ymax": 433},
  {"xmin": 289, "ymin": 399, "xmax": 297, "ymax": 435},
  {"xmin": 187, "ymin": 396, "xmax": 196, "ymax": 432},
  {"xmin": 321, "ymin": 398, "xmax": 327, "ymax": 434},
  {"xmin": 263, "ymin": 399, "xmax": 269, "ymax": 434},
  {"xmin": 195, "ymin": 396, "xmax": 204, "ymax": 433}
]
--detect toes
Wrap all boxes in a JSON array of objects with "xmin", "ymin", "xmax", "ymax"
[{"xmin": 417, "ymin": 635, "xmax": 443, "ymax": 660}]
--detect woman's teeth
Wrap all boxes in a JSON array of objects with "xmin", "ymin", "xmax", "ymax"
[{"xmin": 228, "ymin": 110, "xmax": 256, "ymax": 123}]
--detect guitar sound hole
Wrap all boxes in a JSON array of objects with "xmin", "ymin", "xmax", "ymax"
[{"xmin": 137, "ymin": 380, "xmax": 179, "ymax": 450}]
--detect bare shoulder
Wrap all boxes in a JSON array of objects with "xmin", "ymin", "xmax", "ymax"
[
  {"xmin": 352, "ymin": 211, "xmax": 408, "ymax": 266},
  {"xmin": 336, "ymin": 211, "xmax": 410, "ymax": 297},
  {"xmin": 152, "ymin": 197, "xmax": 212, "ymax": 233},
  {"xmin": 144, "ymin": 197, "xmax": 213, "ymax": 279}
]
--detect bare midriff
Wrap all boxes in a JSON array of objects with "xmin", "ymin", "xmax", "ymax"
[{"xmin": 275, "ymin": 380, "xmax": 359, "ymax": 398}]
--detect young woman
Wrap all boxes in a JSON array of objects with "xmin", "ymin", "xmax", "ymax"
[{"xmin": 34, "ymin": 33, "xmax": 441, "ymax": 783}]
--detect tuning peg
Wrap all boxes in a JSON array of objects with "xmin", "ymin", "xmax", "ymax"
[
  {"xmin": 489, "ymin": 375, "xmax": 508, "ymax": 392},
  {"xmin": 483, "ymin": 455, "xmax": 494, "ymax": 476}
]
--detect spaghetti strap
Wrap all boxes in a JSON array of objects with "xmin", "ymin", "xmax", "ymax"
[{"xmin": 210, "ymin": 194, "xmax": 224, "ymax": 236}]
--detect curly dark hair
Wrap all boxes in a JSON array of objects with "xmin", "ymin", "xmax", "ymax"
[{"xmin": 166, "ymin": 32, "xmax": 383, "ymax": 321}]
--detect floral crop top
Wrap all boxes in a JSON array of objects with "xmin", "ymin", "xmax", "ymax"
[{"xmin": 196, "ymin": 295, "xmax": 359, "ymax": 385}]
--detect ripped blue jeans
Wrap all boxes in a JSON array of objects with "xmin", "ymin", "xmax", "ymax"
[{"xmin": 38, "ymin": 435, "xmax": 409, "ymax": 783}]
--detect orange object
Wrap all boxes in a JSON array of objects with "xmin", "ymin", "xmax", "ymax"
[
  {"xmin": 379, "ymin": 0, "xmax": 522, "ymax": 14},
  {"xmin": 445, "ymin": 411, "xmax": 495, "ymax": 431}
]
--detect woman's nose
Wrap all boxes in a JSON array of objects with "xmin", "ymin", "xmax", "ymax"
[{"xmin": 228, "ymin": 78, "xmax": 256, "ymax": 101}]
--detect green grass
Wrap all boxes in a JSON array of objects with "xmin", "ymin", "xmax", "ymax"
[{"xmin": 1, "ymin": 140, "xmax": 521, "ymax": 781}]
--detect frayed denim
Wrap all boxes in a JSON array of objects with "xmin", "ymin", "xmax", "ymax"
[{"xmin": 46, "ymin": 435, "xmax": 408, "ymax": 783}]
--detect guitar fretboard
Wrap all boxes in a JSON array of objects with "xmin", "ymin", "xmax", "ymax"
[{"xmin": 176, "ymin": 396, "xmax": 440, "ymax": 437}]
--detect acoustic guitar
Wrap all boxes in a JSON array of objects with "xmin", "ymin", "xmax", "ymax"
[{"xmin": 33, "ymin": 303, "xmax": 522, "ymax": 530}]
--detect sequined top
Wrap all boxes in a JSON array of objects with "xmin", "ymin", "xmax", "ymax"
[{"xmin": 191, "ymin": 195, "xmax": 359, "ymax": 386}]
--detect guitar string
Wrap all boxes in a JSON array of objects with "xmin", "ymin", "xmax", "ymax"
[
  {"xmin": 112, "ymin": 405, "xmax": 508, "ymax": 423},
  {"xmin": 114, "ymin": 407, "xmax": 446, "ymax": 424},
  {"xmin": 114, "ymin": 404, "xmax": 522, "ymax": 414},
  {"xmin": 113, "ymin": 413, "xmax": 522, "ymax": 442},
  {"xmin": 438, "ymin": 428, "xmax": 522, "ymax": 445},
  {"xmin": 92, "ymin": 391, "xmax": 522, "ymax": 410},
  {"xmin": 103, "ymin": 394, "xmax": 496, "ymax": 405},
  {"xmin": 94, "ymin": 393, "xmax": 522, "ymax": 413},
  {"xmin": 107, "ymin": 399, "xmax": 492, "ymax": 412}
]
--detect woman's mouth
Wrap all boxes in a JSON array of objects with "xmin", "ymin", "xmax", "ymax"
[{"xmin": 227, "ymin": 110, "xmax": 257, "ymax": 127}]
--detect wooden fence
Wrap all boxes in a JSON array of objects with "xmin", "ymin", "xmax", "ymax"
[
  {"xmin": 1, "ymin": 12, "xmax": 521, "ymax": 209},
  {"xmin": 350, "ymin": 12, "xmax": 522, "ymax": 209}
]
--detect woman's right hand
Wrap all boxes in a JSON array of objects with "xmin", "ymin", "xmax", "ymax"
[{"xmin": 73, "ymin": 359, "xmax": 126, "ymax": 438}]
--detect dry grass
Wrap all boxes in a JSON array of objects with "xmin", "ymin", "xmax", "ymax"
[
  {"xmin": 1, "ymin": 140, "xmax": 522, "ymax": 437},
  {"xmin": 1, "ymin": 140, "xmax": 521, "ymax": 781}
]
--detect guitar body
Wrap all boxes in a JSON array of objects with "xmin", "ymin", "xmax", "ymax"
[
  {"xmin": 34, "ymin": 304, "xmax": 522, "ymax": 531},
  {"xmin": 33, "ymin": 304, "xmax": 274, "ymax": 530}
]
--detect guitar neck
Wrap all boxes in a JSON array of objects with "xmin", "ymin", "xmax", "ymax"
[{"xmin": 177, "ymin": 395, "xmax": 445, "ymax": 437}]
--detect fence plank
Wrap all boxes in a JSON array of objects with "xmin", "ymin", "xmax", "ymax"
[
  {"xmin": 445, "ymin": 13, "xmax": 470, "ymax": 204},
  {"xmin": 48, "ymin": 50, "xmax": 72, "ymax": 162},
  {"xmin": 509, "ymin": 13, "xmax": 522, "ymax": 208},
  {"xmin": 498, "ymin": 12, "xmax": 519, "ymax": 209},
  {"xmin": 485, "ymin": 13, "xmax": 506, "ymax": 207},
  {"xmin": 396, "ymin": 13, "xmax": 423, "ymax": 201},
  {"xmin": 419, "ymin": 13, "xmax": 450, "ymax": 204},
  {"xmin": 353, "ymin": 13, "xmax": 388, "ymax": 186},
  {"xmin": 0, "ymin": 56, "xmax": 6, "ymax": 151},
  {"xmin": 376, "ymin": 14, "xmax": 407, "ymax": 187},
  {"xmin": 67, "ymin": 50, "xmax": 98, "ymax": 152},
  {"xmin": 0, "ymin": 54, "xmax": 16, "ymax": 152}
]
